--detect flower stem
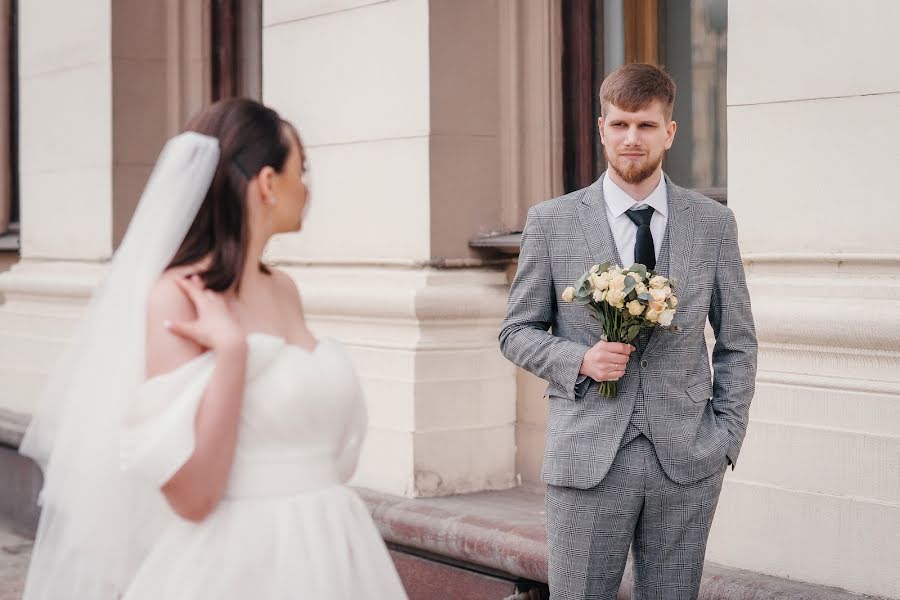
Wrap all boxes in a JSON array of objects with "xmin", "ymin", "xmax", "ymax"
[
  {"xmin": 598, "ymin": 380, "xmax": 618, "ymax": 397},
  {"xmin": 599, "ymin": 304, "xmax": 621, "ymax": 397}
]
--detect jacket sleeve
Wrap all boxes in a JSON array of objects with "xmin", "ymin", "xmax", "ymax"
[
  {"xmin": 499, "ymin": 207, "xmax": 592, "ymax": 400},
  {"xmin": 708, "ymin": 209, "xmax": 758, "ymax": 467}
]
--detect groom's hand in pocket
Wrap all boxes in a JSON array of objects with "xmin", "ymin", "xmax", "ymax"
[{"xmin": 579, "ymin": 342, "xmax": 635, "ymax": 382}]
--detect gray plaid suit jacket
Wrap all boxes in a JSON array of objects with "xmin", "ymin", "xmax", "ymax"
[{"xmin": 500, "ymin": 173, "xmax": 757, "ymax": 488}]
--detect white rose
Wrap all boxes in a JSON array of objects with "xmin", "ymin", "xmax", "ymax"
[
  {"xmin": 645, "ymin": 308, "xmax": 660, "ymax": 323},
  {"xmin": 593, "ymin": 272, "xmax": 610, "ymax": 291},
  {"xmin": 627, "ymin": 272, "xmax": 644, "ymax": 284},
  {"xmin": 649, "ymin": 275, "xmax": 667, "ymax": 289},
  {"xmin": 658, "ymin": 308, "xmax": 675, "ymax": 326},
  {"xmin": 589, "ymin": 264, "xmax": 600, "ymax": 274},
  {"xmin": 634, "ymin": 282, "xmax": 648, "ymax": 295},
  {"xmin": 609, "ymin": 274, "xmax": 627, "ymax": 291},
  {"xmin": 668, "ymin": 295, "xmax": 679, "ymax": 308},
  {"xmin": 562, "ymin": 286, "xmax": 576, "ymax": 303},
  {"xmin": 627, "ymin": 300, "xmax": 644, "ymax": 316},
  {"xmin": 660, "ymin": 285, "xmax": 672, "ymax": 298},
  {"xmin": 605, "ymin": 289, "xmax": 625, "ymax": 308},
  {"xmin": 592, "ymin": 288, "xmax": 606, "ymax": 303},
  {"xmin": 650, "ymin": 287, "xmax": 668, "ymax": 302},
  {"xmin": 649, "ymin": 299, "xmax": 666, "ymax": 314}
]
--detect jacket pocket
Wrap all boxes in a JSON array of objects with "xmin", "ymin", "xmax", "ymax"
[{"xmin": 686, "ymin": 379, "xmax": 713, "ymax": 403}]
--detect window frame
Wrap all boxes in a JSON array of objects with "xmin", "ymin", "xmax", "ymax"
[
  {"xmin": 210, "ymin": 0, "xmax": 239, "ymax": 101},
  {"xmin": 560, "ymin": 0, "xmax": 727, "ymax": 204},
  {"xmin": 1, "ymin": 0, "xmax": 18, "ymax": 248}
]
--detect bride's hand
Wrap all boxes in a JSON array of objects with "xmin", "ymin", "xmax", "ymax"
[{"xmin": 165, "ymin": 274, "xmax": 245, "ymax": 351}]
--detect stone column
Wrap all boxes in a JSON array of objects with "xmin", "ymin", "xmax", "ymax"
[
  {"xmin": 262, "ymin": 0, "xmax": 556, "ymax": 497},
  {"xmin": 0, "ymin": 0, "xmax": 209, "ymax": 418},
  {"xmin": 708, "ymin": 2, "xmax": 900, "ymax": 598}
]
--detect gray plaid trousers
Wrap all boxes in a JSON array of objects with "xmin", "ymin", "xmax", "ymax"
[{"xmin": 546, "ymin": 435, "xmax": 727, "ymax": 600}]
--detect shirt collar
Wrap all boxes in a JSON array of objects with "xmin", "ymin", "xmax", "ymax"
[{"xmin": 602, "ymin": 171, "xmax": 669, "ymax": 218}]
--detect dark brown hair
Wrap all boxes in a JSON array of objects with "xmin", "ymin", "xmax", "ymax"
[
  {"xmin": 599, "ymin": 63, "xmax": 676, "ymax": 120},
  {"xmin": 168, "ymin": 98, "xmax": 299, "ymax": 292}
]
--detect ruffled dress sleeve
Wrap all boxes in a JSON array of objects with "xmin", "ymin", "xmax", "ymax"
[{"xmin": 120, "ymin": 353, "xmax": 215, "ymax": 486}]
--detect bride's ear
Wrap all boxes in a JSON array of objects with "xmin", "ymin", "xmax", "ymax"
[{"xmin": 253, "ymin": 166, "xmax": 278, "ymax": 207}]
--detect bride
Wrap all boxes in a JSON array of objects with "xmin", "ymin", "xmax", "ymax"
[{"xmin": 20, "ymin": 98, "xmax": 408, "ymax": 599}]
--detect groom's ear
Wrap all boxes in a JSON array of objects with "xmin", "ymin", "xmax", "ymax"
[
  {"xmin": 597, "ymin": 116, "xmax": 606, "ymax": 144},
  {"xmin": 665, "ymin": 120, "xmax": 677, "ymax": 149}
]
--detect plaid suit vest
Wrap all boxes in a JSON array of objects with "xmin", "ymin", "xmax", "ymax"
[{"xmin": 620, "ymin": 229, "xmax": 672, "ymax": 448}]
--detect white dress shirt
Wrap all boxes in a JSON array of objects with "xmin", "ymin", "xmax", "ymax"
[{"xmin": 602, "ymin": 172, "xmax": 669, "ymax": 269}]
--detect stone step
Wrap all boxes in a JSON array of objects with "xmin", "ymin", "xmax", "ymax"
[{"xmin": 362, "ymin": 488, "xmax": 894, "ymax": 600}]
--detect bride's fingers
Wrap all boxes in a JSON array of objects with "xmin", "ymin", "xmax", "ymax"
[
  {"xmin": 186, "ymin": 276, "xmax": 229, "ymax": 311},
  {"xmin": 163, "ymin": 319, "xmax": 203, "ymax": 344},
  {"xmin": 173, "ymin": 275, "xmax": 207, "ymax": 309}
]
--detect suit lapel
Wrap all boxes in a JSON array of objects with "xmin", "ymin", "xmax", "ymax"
[
  {"xmin": 663, "ymin": 177, "xmax": 695, "ymax": 297},
  {"xmin": 576, "ymin": 175, "xmax": 624, "ymax": 268},
  {"xmin": 645, "ymin": 176, "xmax": 695, "ymax": 354}
]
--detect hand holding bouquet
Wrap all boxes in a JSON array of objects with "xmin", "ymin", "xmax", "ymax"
[{"xmin": 561, "ymin": 263, "xmax": 678, "ymax": 397}]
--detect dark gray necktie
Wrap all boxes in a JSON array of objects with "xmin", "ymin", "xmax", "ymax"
[{"xmin": 625, "ymin": 207, "xmax": 656, "ymax": 271}]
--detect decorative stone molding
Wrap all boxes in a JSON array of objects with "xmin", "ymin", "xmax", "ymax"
[{"xmin": 280, "ymin": 263, "xmax": 517, "ymax": 498}]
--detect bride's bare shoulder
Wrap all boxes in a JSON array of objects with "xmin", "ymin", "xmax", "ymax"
[
  {"xmin": 147, "ymin": 267, "xmax": 197, "ymax": 323},
  {"xmin": 145, "ymin": 268, "xmax": 205, "ymax": 376}
]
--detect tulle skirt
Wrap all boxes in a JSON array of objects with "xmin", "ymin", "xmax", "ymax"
[{"xmin": 122, "ymin": 485, "xmax": 407, "ymax": 599}]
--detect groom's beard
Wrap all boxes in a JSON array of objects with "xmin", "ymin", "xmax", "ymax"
[{"xmin": 608, "ymin": 148, "xmax": 665, "ymax": 185}]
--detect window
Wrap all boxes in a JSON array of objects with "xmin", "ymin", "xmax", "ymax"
[
  {"xmin": 562, "ymin": 0, "xmax": 727, "ymax": 202},
  {"xmin": 1, "ymin": 0, "xmax": 17, "ymax": 239},
  {"xmin": 210, "ymin": 0, "xmax": 262, "ymax": 101}
]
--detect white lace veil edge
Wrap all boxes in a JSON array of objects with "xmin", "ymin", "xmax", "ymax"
[{"xmin": 19, "ymin": 132, "xmax": 220, "ymax": 600}]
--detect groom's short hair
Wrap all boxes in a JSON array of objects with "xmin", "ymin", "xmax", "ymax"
[{"xmin": 599, "ymin": 63, "xmax": 676, "ymax": 120}]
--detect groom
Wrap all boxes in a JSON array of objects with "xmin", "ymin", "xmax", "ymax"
[{"xmin": 499, "ymin": 63, "xmax": 757, "ymax": 599}]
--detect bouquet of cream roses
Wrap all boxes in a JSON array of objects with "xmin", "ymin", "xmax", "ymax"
[{"xmin": 561, "ymin": 262, "xmax": 678, "ymax": 397}]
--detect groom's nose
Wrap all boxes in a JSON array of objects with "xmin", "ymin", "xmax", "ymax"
[{"xmin": 624, "ymin": 126, "xmax": 640, "ymax": 145}]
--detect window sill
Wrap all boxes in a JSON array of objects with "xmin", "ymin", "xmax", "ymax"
[
  {"xmin": 0, "ymin": 223, "xmax": 20, "ymax": 253},
  {"xmin": 468, "ymin": 232, "xmax": 523, "ymax": 258},
  {"xmin": 468, "ymin": 191, "xmax": 725, "ymax": 260}
]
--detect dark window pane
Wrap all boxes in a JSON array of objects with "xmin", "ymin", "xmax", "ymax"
[
  {"xmin": 663, "ymin": 0, "xmax": 728, "ymax": 189},
  {"xmin": 5, "ymin": 0, "xmax": 16, "ymax": 228}
]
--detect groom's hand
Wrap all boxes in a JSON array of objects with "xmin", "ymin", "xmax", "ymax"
[{"xmin": 579, "ymin": 342, "xmax": 635, "ymax": 382}]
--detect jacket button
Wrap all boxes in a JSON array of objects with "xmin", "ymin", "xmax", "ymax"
[{"xmin": 640, "ymin": 359, "xmax": 649, "ymax": 368}]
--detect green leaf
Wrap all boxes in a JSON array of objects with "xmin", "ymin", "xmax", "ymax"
[
  {"xmin": 627, "ymin": 264, "xmax": 648, "ymax": 279},
  {"xmin": 587, "ymin": 305, "xmax": 605, "ymax": 326},
  {"xmin": 637, "ymin": 292, "xmax": 652, "ymax": 301}
]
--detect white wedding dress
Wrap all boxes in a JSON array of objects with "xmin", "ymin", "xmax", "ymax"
[{"xmin": 117, "ymin": 332, "xmax": 408, "ymax": 599}]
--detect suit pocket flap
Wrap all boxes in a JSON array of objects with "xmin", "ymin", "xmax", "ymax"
[{"xmin": 686, "ymin": 379, "xmax": 713, "ymax": 403}]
